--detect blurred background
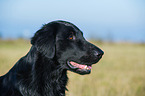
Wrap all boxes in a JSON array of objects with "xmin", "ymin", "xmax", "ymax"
[
  {"xmin": 0, "ymin": 0, "xmax": 145, "ymax": 96},
  {"xmin": 0, "ymin": 0, "xmax": 145, "ymax": 42}
]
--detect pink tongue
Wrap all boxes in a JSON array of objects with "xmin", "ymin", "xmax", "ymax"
[
  {"xmin": 88, "ymin": 66, "xmax": 92, "ymax": 69},
  {"xmin": 70, "ymin": 61, "xmax": 92, "ymax": 69}
]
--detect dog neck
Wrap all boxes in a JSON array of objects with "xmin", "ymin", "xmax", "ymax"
[{"xmin": 17, "ymin": 46, "xmax": 68, "ymax": 96}]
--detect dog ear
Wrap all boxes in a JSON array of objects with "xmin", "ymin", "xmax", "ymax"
[{"xmin": 31, "ymin": 24, "xmax": 56, "ymax": 58}]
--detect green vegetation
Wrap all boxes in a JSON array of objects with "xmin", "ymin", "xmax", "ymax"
[{"xmin": 0, "ymin": 40, "xmax": 145, "ymax": 96}]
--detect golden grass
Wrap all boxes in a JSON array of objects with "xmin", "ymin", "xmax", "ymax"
[
  {"xmin": 0, "ymin": 40, "xmax": 145, "ymax": 96},
  {"xmin": 0, "ymin": 39, "xmax": 31, "ymax": 75}
]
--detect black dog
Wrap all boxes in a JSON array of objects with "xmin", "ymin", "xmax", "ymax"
[{"xmin": 0, "ymin": 20, "xmax": 104, "ymax": 96}]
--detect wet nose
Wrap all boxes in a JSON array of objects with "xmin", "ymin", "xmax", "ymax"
[{"xmin": 94, "ymin": 50, "xmax": 104, "ymax": 58}]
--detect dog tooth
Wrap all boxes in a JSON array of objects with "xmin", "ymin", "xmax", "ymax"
[{"xmin": 84, "ymin": 65, "xmax": 87, "ymax": 69}]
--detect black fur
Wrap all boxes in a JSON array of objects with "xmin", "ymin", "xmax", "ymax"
[{"xmin": 0, "ymin": 20, "xmax": 104, "ymax": 96}]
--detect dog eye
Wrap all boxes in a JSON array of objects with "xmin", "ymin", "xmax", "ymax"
[
  {"xmin": 69, "ymin": 35, "xmax": 73, "ymax": 40},
  {"xmin": 68, "ymin": 32, "xmax": 75, "ymax": 40}
]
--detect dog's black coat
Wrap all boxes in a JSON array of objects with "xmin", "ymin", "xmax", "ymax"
[{"xmin": 0, "ymin": 21, "xmax": 104, "ymax": 96}]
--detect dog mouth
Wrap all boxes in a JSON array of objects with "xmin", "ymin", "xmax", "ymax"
[
  {"xmin": 68, "ymin": 61, "xmax": 92, "ymax": 70},
  {"xmin": 67, "ymin": 61, "xmax": 92, "ymax": 74}
]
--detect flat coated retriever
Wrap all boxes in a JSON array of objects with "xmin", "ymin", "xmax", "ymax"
[{"xmin": 0, "ymin": 20, "xmax": 104, "ymax": 96}]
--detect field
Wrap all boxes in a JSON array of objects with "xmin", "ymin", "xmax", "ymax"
[{"xmin": 0, "ymin": 40, "xmax": 145, "ymax": 96}]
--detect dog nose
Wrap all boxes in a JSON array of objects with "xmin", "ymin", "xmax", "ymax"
[{"xmin": 94, "ymin": 50, "xmax": 104, "ymax": 58}]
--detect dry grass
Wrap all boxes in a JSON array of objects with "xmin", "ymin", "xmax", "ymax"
[
  {"xmin": 0, "ymin": 39, "xmax": 31, "ymax": 75},
  {"xmin": 0, "ymin": 40, "xmax": 145, "ymax": 96}
]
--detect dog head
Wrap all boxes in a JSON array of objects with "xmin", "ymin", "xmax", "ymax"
[{"xmin": 31, "ymin": 20, "xmax": 104, "ymax": 75}]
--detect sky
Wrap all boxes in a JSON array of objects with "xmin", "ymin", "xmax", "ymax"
[{"xmin": 0, "ymin": 0, "xmax": 145, "ymax": 42}]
